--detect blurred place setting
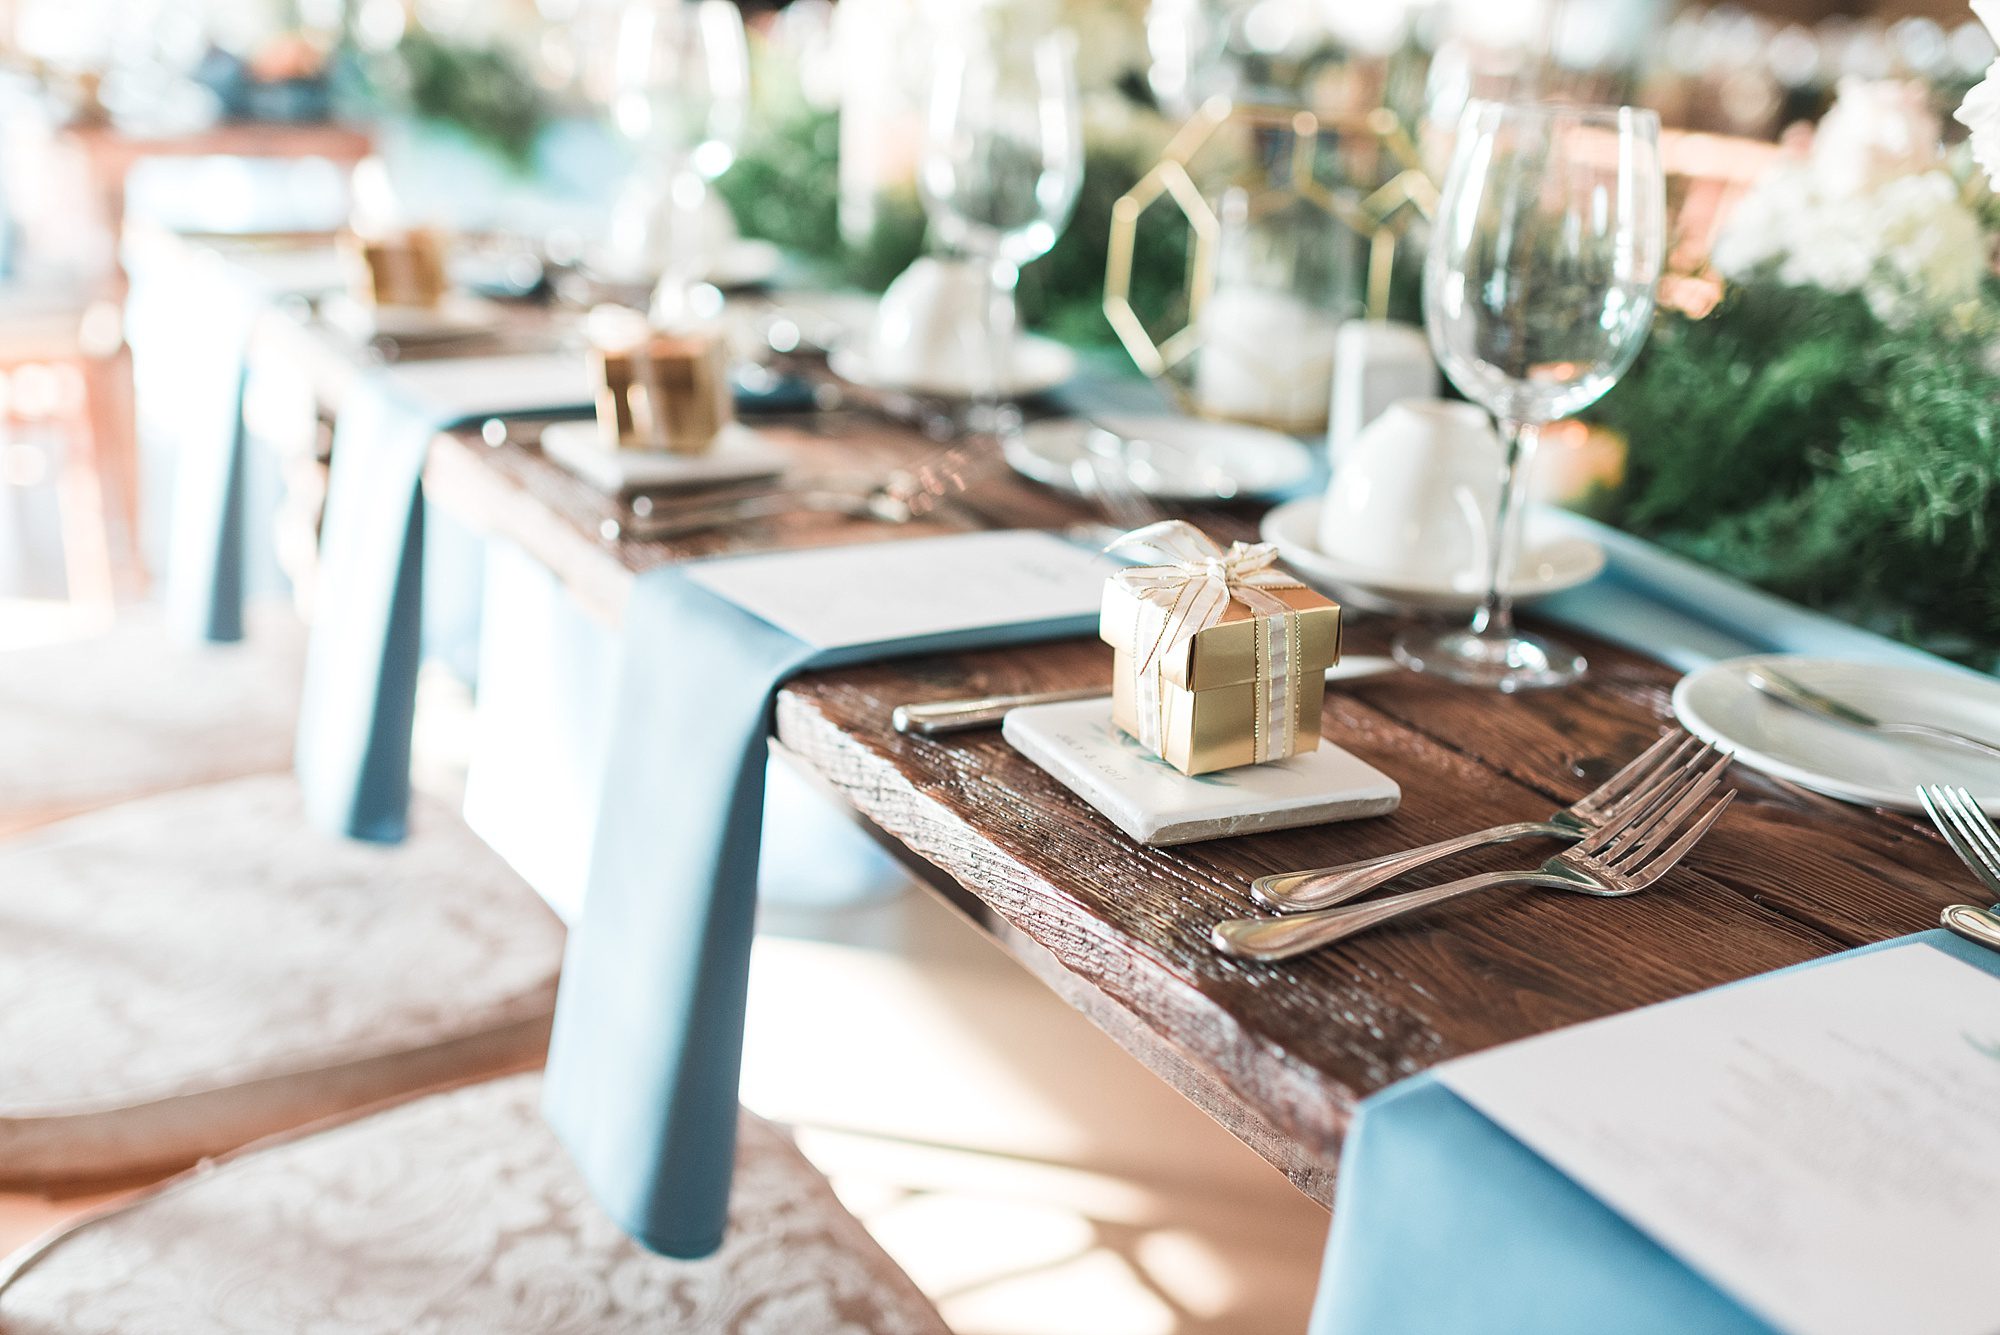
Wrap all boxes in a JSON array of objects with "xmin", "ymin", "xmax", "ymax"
[{"xmin": 0, "ymin": 0, "xmax": 1996, "ymax": 1333}]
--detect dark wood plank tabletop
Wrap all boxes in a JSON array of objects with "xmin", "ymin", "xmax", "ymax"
[{"xmin": 418, "ymin": 369, "xmax": 1971, "ymax": 1206}]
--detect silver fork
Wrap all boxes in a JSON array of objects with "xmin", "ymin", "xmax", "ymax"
[
  {"xmin": 1914, "ymin": 784, "xmax": 2000, "ymax": 953},
  {"xmin": 1252, "ymin": 732, "xmax": 1702, "ymax": 912},
  {"xmin": 1917, "ymin": 784, "xmax": 2000, "ymax": 900},
  {"xmin": 605, "ymin": 437, "xmax": 995, "ymax": 542},
  {"xmin": 1213, "ymin": 749, "xmax": 1736, "ymax": 961}
]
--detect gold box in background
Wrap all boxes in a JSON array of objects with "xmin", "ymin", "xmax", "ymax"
[
  {"xmin": 1101, "ymin": 580, "xmax": 1342, "ymax": 776},
  {"xmin": 589, "ymin": 331, "xmax": 734, "ymax": 455},
  {"xmin": 338, "ymin": 227, "xmax": 449, "ymax": 309}
]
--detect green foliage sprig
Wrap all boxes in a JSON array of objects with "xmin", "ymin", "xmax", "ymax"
[
  {"xmin": 1586, "ymin": 280, "xmax": 2000, "ymax": 667},
  {"xmin": 361, "ymin": 27, "xmax": 551, "ymax": 167}
]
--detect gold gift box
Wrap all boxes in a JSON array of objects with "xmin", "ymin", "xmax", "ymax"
[
  {"xmin": 338, "ymin": 227, "xmax": 449, "ymax": 309},
  {"xmin": 589, "ymin": 330, "xmax": 734, "ymax": 455},
  {"xmin": 1101, "ymin": 580, "xmax": 1342, "ymax": 776}
]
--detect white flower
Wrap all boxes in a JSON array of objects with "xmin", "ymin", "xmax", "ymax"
[
  {"xmin": 1711, "ymin": 165, "xmax": 1805, "ymax": 278},
  {"xmin": 1859, "ymin": 171, "xmax": 1989, "ymax": 321},
  {"xmin": 1714, "ymin": 156, "xmax": 1987, "ymax": 326},
  {"xmin": 1958, "ymin": 0, "xmax": 2000, "ymax": 191},
  {"xmin": 1809, "ymin": 77, "xmax": 1943, "ymax": 200},
  {"xmin": 1961, "ymin": 63, "xmax": 2000, "ymax": 189}
]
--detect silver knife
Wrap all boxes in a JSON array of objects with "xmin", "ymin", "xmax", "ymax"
[
  {"xmin": 891, "ymin": 655, "xmax": 1401, "ymax": 736},
  {"xmin": 1744, "ymin": 666, "xmax": 2000, "ymax": 762}
]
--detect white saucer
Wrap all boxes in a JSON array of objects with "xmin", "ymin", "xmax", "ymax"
[
  {"xmin": 1261, "ymin": 496, "xmax": 1605, "ymax": 614},
  {"xmin": 705, "ymin": 239, "xmax": 784, "ymax": 290},
  {"xmin": 581, "ymin": 239, "xmax": 785, "ymax": 293},
  {"xmin": 1006, "ymin": 415, "xmax": 1315, "ymax": 503},
  {"xmin": 319, "ymin": 293, "xmax": 502, "ymax": 343},
  {"xmin": 1673, "ymin": 655, "xmax": 2000, "ymax": 814},
  {"xmin": 539, "ymin": 420, "xmax": 790, "ymax": 495},
  {"xmin": 829, "ymin": 335, "xmax": 1078, "ymax": 400}
]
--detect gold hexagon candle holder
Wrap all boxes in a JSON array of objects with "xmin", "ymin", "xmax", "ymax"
[{"xmin": 1103, "ymin": 97, "xmax": 1438, "ymax": 425}]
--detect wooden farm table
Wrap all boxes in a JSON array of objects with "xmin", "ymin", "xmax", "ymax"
[
  {"xmin": 169, "ymin": 234, "xmax": 1963, "ymax": 1200},
  {"xmin": 417, "ymin": 408, "xmax": 1971, "ymax": 1206}
]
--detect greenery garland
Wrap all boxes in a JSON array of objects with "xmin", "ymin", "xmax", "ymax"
[
  {"xmin": 1585, "ymin": 280, "xmax": 2000, "ymax": 668},
  {"xmin": 715, "ymin": 104, "xmax": 1191, "ymax": 350}
]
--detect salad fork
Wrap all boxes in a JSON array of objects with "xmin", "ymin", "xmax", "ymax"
[
  {"xmin": 1214, "ymin": 749, "xmax": 1736, "ymax": 961},
  {"xmin": 1252, "ymin": 732, "xmax": 1705, "ymax": 912}
]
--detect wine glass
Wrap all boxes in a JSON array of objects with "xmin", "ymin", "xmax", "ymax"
[
  {"xmin": 1397, "ymin": 99, "xmax": 1665, "ymax": 692},
  {"xmin": 918, "ymin": 29, "xmax": 1083, "ymax": 418},
  {"xmin": 606, "ymin": 0, "xmax": 749, "ymax": 306}
]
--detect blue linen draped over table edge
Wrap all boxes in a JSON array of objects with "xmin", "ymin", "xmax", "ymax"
[
  {"xmin": 541, "ymin": 560, "xmax": 1102, "ymax": 1259},
  {"xmin": 1307, "ymin": 928, "xmax": 2000, "ymax": 1335}
]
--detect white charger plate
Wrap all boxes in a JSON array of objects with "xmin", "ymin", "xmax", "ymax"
[
  {"xmin": 1673, "ymin": 655, "xmax": 2000, "ymax": 814},
  {"xmin": 319, "ymin": 293, "xmax": 503, "ymax": 342},
  {"xmin": 539, "ymin": 420, "xmax": 789, "ymax": 495},
  {"xmin": 1005, "ymin": 415, "xmax": 1315, "ymax": 503},
  {"xmin": 1261, "ymin": 496, "xmax": 1605, "ymax": 613},
  {"xmin": 829, "ymin": 335, "xmax": 1078, "ymax": 400}
]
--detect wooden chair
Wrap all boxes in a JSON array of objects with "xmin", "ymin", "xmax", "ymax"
[
  {"xmin": 0, "ymin": 772, "xmax": 565, "ymax": 1188},
  {"xmin": 1658, "ymin": 128, "xmax": 1786, "ymax": 314},
  {"xmin": 0, "ymin": 605, "xmax": 303, "ymax": 839},
  {"xmin": 0, "ymin": 286, "xmax": 138, "ymax": 606}
]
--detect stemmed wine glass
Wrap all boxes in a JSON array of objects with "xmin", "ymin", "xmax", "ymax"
[
  {"xmin": 606, "ymin": 0, "xmax": 749, "ymax": 309},
  {"xmin": 1398, "ymin": 99, "xmax": 1665, "ymax": 692},
  {"xmin": 919, "ymin": 29, "xmax": 1084, "ymax": 424}
]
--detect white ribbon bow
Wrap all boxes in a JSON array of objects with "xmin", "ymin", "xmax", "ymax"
[{"xmin": 1106, "ymin": 520, "xmax": 1305, "ymax": 674}]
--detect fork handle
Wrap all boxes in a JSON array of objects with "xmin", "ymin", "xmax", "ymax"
[
  {"xmin": 1214, "ymin": 871, "xmax": 1581, "ymax": 962},
  {"xmin": 1250, "ymin": 821, "xmax": 1576, "ymax": 913}
]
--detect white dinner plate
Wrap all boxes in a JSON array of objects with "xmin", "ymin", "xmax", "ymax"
[
  {"xmin": 1005, "ymin": 414, "xmax": 1315, "ymax": 503},
  {"xmin": 1673, "ymin": 655, "xmax": 2000, "ymax": 814},
  {"xmin": 1260, "ymin": 496, "xmax": 1605, "ymax": 613},
  {"xmin": 539, "ymin": 420, "xmax": 790, "ymax": 495},
  {"xmin": 319, "ymin": 293, "xmax": 503, "ymax": 342},
  {"xmin": 829, "ymin": 336, "xmax": 1078, "ymax": 400}
]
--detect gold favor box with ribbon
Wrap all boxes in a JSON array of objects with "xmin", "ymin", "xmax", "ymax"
[
  {"xmin": 1101, "ymin": 522, "xmax": 1342, "ymax": 776},
  {"xmin": 588, "ymin": 327, "xmax": 734, "ymax": 455},
  {"xmin": 337, "ymin": 227, "xmax": 449, "ymax": 309}
]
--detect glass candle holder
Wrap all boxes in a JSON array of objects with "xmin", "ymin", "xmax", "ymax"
[{"xmin": 1192, "ymin": 186, "xmax": 1362, "ymax": 432}]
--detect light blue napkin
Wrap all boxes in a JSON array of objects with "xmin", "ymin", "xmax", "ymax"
[
  {"xmin": 542, "ymin": 558, "xmax": 1101, "ymax": 1258},
  {"xmin": 294, "ymin": 377, "xmax": 440, "ymax": 842},
  {"xmin": 163, "ymin": 288, "xmax": 262, "ymax": 644},
  {"xmin": 1536, "ymin": 512, "xmax": 1968, "ymax": 676},
  {"xmin": 293, "ymin": 364, "xmax": 594, "ymax": 841},
  {"xmin": 1308, "ymin": 928, "xmax": 1997, "ymax": 1333}
]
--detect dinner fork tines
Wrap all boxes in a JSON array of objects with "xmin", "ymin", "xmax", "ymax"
[
  {"xmin": 1252, "ymin": 732, "xmax": 1702, "ymax": 913},
  {"xmin": 1917, "ymin": 783, "xmax": 2000, "ymax": 901},
  {"xmin": 1213, "ymin": 746, "xmax": 1735, "ymax": 962}
]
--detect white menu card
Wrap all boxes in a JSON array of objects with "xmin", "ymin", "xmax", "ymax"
[
  {"xmin": 1441, "ymin": 943, "xmax": 2000, "ymax": 1335},
  {"xmin": 689, "ymin": 530, "xmax": 1115, "ymax": 651}
]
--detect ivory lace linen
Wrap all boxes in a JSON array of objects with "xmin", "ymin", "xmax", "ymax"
[{"xmin": 0, "ymin": 1074, "xmax": 950, "ymax": 1335}]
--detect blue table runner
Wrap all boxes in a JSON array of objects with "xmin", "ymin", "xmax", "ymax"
[{"xmin": 1307, "ymin": 928, "xmax": 1998, "ymax": 1334}]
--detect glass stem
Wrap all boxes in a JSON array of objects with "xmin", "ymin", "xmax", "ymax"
[
  {"xmin": 1473, "ymin": 417, "xmax": 1540, "ymax": 641},
  {"xmin": 978, "ymin": 254, "xmax": 1019, "ymax": 446}
]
